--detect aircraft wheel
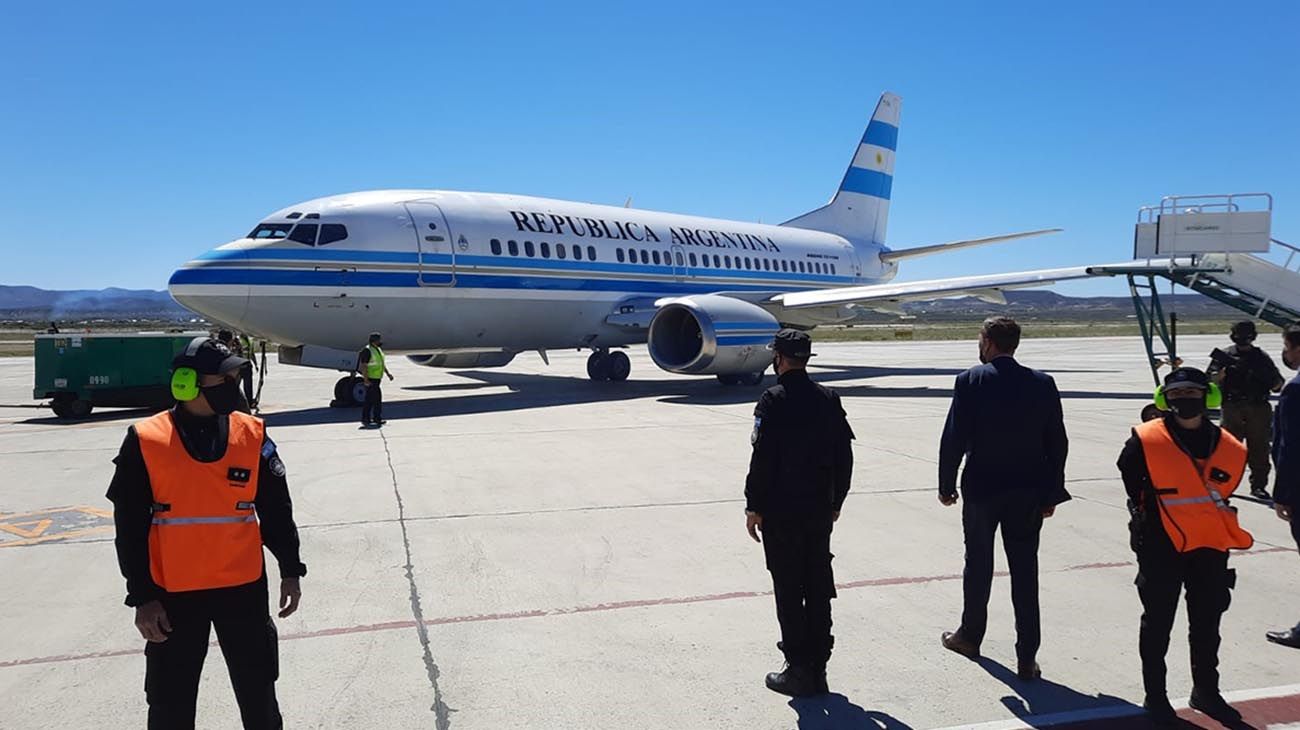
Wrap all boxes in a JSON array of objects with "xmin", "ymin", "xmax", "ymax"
[
  {"xmin": 587, "ymin": 351, "xmax": 612, "ymax": 381},
  {"xmin": 333, "ymin": 375, "xmax": 365, "ymax": 407},
  {"xmin": 607, "ymin": 351, "xmax": 631, "ymax": 382}
]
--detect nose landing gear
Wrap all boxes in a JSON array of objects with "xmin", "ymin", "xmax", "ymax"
[{"xmin": 587, "ymin": 349, "xmax": 631, "ymax": 382}]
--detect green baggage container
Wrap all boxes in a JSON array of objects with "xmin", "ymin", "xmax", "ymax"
[{"xmin": 33, "ymin": 332, "xmax": 209, "ymax": 419}]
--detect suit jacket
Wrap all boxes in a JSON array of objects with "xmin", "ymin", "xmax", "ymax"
[
  {"xmin": 1274, "ymin": 373, "xmax": 1300, "ymax": 507},
  {"xmin": 939, "ymin": 355, "xmax": 1071, "ymax": 506}
]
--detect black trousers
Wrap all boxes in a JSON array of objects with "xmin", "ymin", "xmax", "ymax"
[
  {"xmin": 361, "ymin": 381, "xmax": 383, "ymax": 424},
  {"xmin": 1135, "ymin": 545, "xmax": 1233, "ymax": 699},
  {"xmin": 762, "ymin": 515, "xmax": 836, "ymax": 667},
  {"xmin": 959, "ymin": 492, "xmax": 1044, "ymax": 662},
  {"xmin": 240, "ymin": 364, "xmax": 256, "ymax": 405},
  {"xmin": 144, "ymin": 581, "xmax": 282, "ymax": 730}
]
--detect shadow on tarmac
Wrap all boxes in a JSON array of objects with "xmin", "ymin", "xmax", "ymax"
[
  {"xmin": 977, "ymin": 657, "xmax": 1144, "ymax": 728},
  {"xmin": 19, "ymin": 406, "xmax": 155, "ymax": 426},
  {"xmin": 262, "ymin": 364, "xmax": 1142, "ymax": 428},
  {"xmin": 788, "ymin": 692, "xmax": 915, "ymax": 729}
]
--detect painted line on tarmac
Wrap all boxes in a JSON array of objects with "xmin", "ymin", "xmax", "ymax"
[
  {"xmin": 2, "ymin": 549, "xmax": 1294, "ymax": 670},
  {"xmin": 931, "ymin": 683, "xmax": 1300, "ymax": 729}
]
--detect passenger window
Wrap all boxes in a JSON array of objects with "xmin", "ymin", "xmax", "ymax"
[
  {"xmin": 676, "ymin": 252, "xmax": 684, "ymax": 266},
  {"xmin": 743, "ymin": 257, "xmax": 751, "ymax": 269},
  {"xmin": 318, "ymin": 224, "xmax": 348, "ymax": 246},
  {"xmin": 799, "ymin": 261, "xmax": 807, "ymax": 273},
  {"xmin": 616, "ymin": 248, "xmax": 625, "ymax": 263},
  {"xmin": 713, "ymin": 255, "xmax": 721, "ymax": 268},
  {"xmin": 541, "ymin": 242, "xmax": 551, "ymax": 258},
  {"xmin": 689, "ymin": 253, "xmax": 697, "ymax": 266},
  {"xmin": 525, "ymin": 241, "xmax": 535, "ymax": 257},
  {"xmin": 831, "ymin": 264, "xmax": 837, "ymax": 275},
  {"xmin": 573, "ymin": 245, "xmax": 582, "ymax": 261},
  {"xmin": 588, "ymin": 246, "xmax": 597, "ymax": 261},
  {"xmin": 652, "ymin": 250, "xmax": 661, "ymax": 265},
  {"xmin": 724, "ymin": 256, "xmax": 732, "ymax": 268},
  {"xmin": 640, "ymin": 250, "xmax": 649, "ymax": 264},
  {"xmin": 508, "ymin": 240, "xmax": 519, "ymax": 256},
  {"xmin": 557, "ymin": 244, "xmax": 567, "ymax": 259},
  {"xmin": 288, "ymin": 223, "xmax": 318, "ymax": 245},
  {"xmin": 490, "ymin": 239, "xmax": 502, "ymax": 255}
]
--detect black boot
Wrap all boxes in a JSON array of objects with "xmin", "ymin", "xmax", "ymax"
[
  {"xmin": 1142, "ymin": 695, "xmax": 1178, "ymax": 726},
  {"xmin": 764, "ymin": 663, "xmax": 818, "ymax": 697},
  {"xmin": 1267, "ymin": 623, "xmax": 1300, "ymax": 648},
  {"xmin": 1189, "ymin": 688, "xmax": 1242, "ymax": 724},
  {"xmin": 1251, "ymin": 485, "xmax": 1272, "ymax": 500}
]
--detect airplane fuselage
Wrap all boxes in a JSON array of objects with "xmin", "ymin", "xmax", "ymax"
[{"xmin": 169, "ymin": 190, "xmax": 897, "ymax": 355}]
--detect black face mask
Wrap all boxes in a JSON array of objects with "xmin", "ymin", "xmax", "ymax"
[
  {"xmin": 1167, "ymin": 396, "xmax": 1206, "ymax": 419},
  {"xmin": 201, "ymin": 379, "xmax": 242, "ymax": 415}
]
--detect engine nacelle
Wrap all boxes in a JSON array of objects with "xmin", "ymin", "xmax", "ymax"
[
  {"xmin": 407, "ymin": 350, "xmax": 517, "ymax": 368},
  {"xmin": 648, "ymin": 295, "xmax": 779, "ymax": 375}
]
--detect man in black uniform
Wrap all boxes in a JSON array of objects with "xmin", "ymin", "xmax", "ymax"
[
  {"xmin": 107, "ymin": 338, "xmax": 306, "ymax": 729},
  {"xmin": 1117, "ymin": 367, "xmax": 1251, "ymax": 725},
  {"xmin": 1267, "ymin": 323, "xmax": 1300, "ymax": 647},
  {"xmin": 217, "ymin": 329, "xmax": 256, "ymax": 414},
  {"xmin": 744, "ymin": 329, "xmax": 855, "ymax": 697},
  {"xmin": 1208, "ymin": 320, "xmax": 1285, "ymax": 499}
]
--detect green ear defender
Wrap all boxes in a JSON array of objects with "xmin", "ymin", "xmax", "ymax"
[
  {"xmin": 171, "ymin": 367, "xmax": 199, "ymax": 401},
  {"xmin": 1152, "ymin": 382, "xmax": 1223, "ymax": 411}
]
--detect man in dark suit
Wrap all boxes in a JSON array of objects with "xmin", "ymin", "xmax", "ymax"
[
  {"xmin": 937, "ymin": 316, "xmax": 1070, "ymax": 679},
  {"xmin": 1267, "ymin": 323, "xmax": 1300, "ymax": 648}
]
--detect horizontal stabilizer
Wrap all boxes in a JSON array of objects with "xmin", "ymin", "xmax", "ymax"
[{"xmin": 879, "ymin": 229, "xmax": 1062, "ymax": 263}]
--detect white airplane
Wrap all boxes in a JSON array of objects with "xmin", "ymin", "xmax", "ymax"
[{"xmin": 169, "ymin": 92, "xmax": 1096, "ymax": 405}]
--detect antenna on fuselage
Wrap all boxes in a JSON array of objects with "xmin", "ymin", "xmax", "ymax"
[{"xmin": 624, "ymin": 197, "xmax": 633, "ymax": 208}]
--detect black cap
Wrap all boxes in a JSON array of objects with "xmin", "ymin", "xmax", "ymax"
[
  {"xmin": 173, "ymin": 337, "xmax": 249, "ymax": 376},
  {"xmin": 1231, "ymin": 320, "xmax": 1257, "ymax": 340},
  {"xmin": 369, "ymin": 332, "xmax": 383, "ymax": 342},
  {"xmin": 1163, "ymin": 366, "xmax": 1209, "ymax": 391},
  {"xmin": 769, "ymin": 328, "xmax": 816, "ymax": 358}
]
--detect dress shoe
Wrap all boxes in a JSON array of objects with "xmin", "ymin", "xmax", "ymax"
[
  {"xmin": 764, "ymin": 663, "xmax": 819, "ymax": 697},
  {"xmin": 1143, "ymin": 695, "xmax": 1178, "ymax": 726},
  {"xmin": 1267, "ymin": 624, "xmax": 1300, "ymax": 648},
  {"xmin": 1251, "ymin": 486, "xmax": 1272, "ymax": 500},
  {"xmin": 941, "ymin": 630, "xmax": 980, "ymax": 659},
  {"xmin": 1017, "ymin": 661, "xmax": 1041, "ymax": 680},
  {"xmin": 1189, "ymin": 688, "xmax": 1242, "ymax": 724}
]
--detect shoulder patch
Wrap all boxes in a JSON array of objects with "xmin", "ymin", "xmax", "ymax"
[
  {"xmin": 751, "ymin": 416, "xmax": 763, "ymax": 446},
  {"xmin": 261, "ymin": 436, "xmax": 277, "ymax": 459}
]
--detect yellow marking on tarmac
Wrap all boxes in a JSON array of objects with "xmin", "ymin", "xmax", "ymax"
[{"xmin": 0, "ymin": 506, "xmax": 114, "ymax": 547}]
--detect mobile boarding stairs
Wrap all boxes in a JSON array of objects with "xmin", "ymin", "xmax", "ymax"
[{"xmin": 1088, "ymin": 193, "xmax": 1300, "ymax": 385}]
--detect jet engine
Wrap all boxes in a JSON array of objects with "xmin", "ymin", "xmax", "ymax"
[{"xmin": 647, "ymin": 295, "xmax": 779, "ymax": 376}]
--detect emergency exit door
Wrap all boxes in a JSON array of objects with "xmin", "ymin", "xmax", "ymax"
[{"xmin": 404, "ymin": 201, "xmax": 456, "ymax": 286}]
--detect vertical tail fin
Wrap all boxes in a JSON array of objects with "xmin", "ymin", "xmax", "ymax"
[{"xmin": 781, "ymin": 92, "xmax": 900, "ymax": 245}]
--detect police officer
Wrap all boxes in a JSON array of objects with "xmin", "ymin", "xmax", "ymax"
[
  {"xmin": 1208, "ymin": 320, "xmax": 1285, "ymax": 499},
  {"xmin": 355, "ymin": 332, "xmax": 393, "ymax": 427},
  {"xmin": 217, "ymin": 329, "xmax": 256, "ymax": 414},
  {"xmin": 744, "ymin": 329, "xmax": 855, "ymax": 697},
  {"xmin": 1117, "ymin": 367, "xmax": 1253, "ymax": 725},
  {"xmin": 107, "ymin": 337, "xmax": 306, "ymax": 729},
  {"xmin": 1267, "ymin": 323, "xmax": 1300, "ymax": 648},
  {"xmin": 237, "ymin": 332, "xmax": 260, "ymax": 410}
]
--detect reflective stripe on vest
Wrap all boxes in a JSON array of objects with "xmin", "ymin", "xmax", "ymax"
[
  {"xmin": 136, "ymin": 410, "xmax": 266, "ymax": 592},
  {"xmin": 1135, "ymin": 419, "xmax": 1254, "ymax": 553},
  {"xmin": 366, "ymin": 345, "xmax": 385, "ymax": 379}
]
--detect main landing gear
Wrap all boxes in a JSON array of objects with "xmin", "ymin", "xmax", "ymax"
[
  {"xmin": 716, "ymin": 371, "xmax": 766, "ymax": 386},
  {"xmin": 587, "ymin": 350, "xmax": 631, "ymax": 382},
  {"xmin": 332, "ymin": 375, "xmax": 367, "ymax": 407}
]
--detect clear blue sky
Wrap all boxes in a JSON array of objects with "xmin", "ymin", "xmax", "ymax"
[{"xmin": 3, "ymin": 1, "xmax": 1297, "ymax": 295}]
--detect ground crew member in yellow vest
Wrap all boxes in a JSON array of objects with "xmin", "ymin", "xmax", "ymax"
[
  {"xmin": 107, "ymin": 337, "xmax": 306, "ymax": 729},
  {"xmin": 1116, "ymin": 367, "xmax": 1253, "ymax": 726},
  {"xmin": 355, "ymin": 331, "xmax": 393, "ymax": 427}
]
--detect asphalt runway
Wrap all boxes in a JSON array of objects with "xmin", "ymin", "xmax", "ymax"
[{"xmin": 2, "ymin": 334, "xmax": 1298, "ymax": 729}]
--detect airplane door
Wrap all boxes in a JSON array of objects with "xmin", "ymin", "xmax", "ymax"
[
  {"xmin": 671, "ymin": 244, "xmax": 687, "ymax": 281},
  {"xmin": 404, "ymin": 201, "xmax": 456, "ymax": 286}
]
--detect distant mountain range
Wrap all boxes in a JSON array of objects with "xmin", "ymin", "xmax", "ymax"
[
  {"xmin": 0, "ymin": 286, "xmax": 195, "ymax": 321},
  {"xmin": 0, "ymin": 284, "xmax": 1247, "ymax": 323}
]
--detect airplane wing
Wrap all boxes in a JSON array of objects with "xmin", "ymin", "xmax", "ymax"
[
  {"xmin": 769, "ymin": 265, "xmax": 1101, "ymax": 311},
  {"xmin": 879, "ymin": 228, "xmax": 1062, "ymax": 263}
]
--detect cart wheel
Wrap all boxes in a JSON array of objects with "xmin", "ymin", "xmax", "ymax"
[
  {"xmin": 51, "ymin": 401, "xmax": 71, "ymax": 419},
  {"xmin": 67, "ymin": 399, "xmax": 93, "ymax": 419},
  {"xmin": 333, "ymin": 375, "xmax": 365, "ymax": 407}
]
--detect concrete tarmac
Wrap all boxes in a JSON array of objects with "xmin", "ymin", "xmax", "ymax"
[{"xmin": 1, "ymin": 335, "xmax": 1299, "ymax": 729}]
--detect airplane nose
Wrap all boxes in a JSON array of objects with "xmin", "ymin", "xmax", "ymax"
[{"xmin": 167, "ymin": 245, "xmax": 252, "ymax": 325}]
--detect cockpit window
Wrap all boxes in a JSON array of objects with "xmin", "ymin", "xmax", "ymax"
[
  {"xmin": 288, "ymin": 223, "xmax": 318, "ymax": 245},
  {"xmin": 318, "ymin": 224, "xmax": 348, "ymax": 246},
  {"xmin": 248, "ymin": 223, "xmax": 292, "ymax": 239}
]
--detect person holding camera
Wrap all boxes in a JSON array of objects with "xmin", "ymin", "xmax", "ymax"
[{"xmin": 1208, "ymin": 320, "xmax": 1285, "ymax": 499}]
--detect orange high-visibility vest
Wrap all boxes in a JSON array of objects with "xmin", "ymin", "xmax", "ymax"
[
  {"xmin": 1136, "ymin": 419, "xmax": 1253, "ymax": 553},
  {"xmin": 136, "ymin": 410, "xmax": 265, "ymax": 592}
]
